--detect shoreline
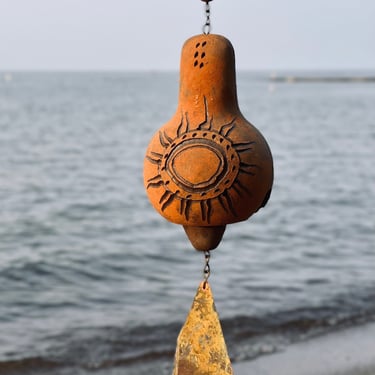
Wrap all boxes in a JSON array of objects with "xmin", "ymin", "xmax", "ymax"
[{"xmin": 234, "ymin": 321, "xmax": 375, "ymax": 375}]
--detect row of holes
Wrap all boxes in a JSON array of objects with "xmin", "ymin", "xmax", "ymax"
[
  {"xmin": 195, "ymin": 51, "xmax": 206, "ymax": 59},
  {"xmin": 194, "ymin": 41, "xmax": 207, "ymax": 68},
  {"xmin": 196, "ymin": 41, "xmax": 207, "ymax": 48}
]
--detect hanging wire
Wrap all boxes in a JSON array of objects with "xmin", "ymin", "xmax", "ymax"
[
  {"xmin": 202, "ymin": 1, "xmax": 212, "ymax": 35},
  {"xmin": 203, "ymin": 251, "xmax": 211, "ymax": 287}
]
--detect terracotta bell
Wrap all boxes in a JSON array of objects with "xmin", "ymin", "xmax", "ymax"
[{"xmin": 144, "ymin": 34, "xmax": 273, "ymax": 251}]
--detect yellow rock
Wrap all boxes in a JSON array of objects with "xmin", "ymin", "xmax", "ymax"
[{"xmin": 173, "ymin": 281, "xmax": 233, "ymax": 375}]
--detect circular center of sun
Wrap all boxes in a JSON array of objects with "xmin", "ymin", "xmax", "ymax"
[{"xmin": 168, "ymin": 144, "xmax": 224, "ymax": 189}]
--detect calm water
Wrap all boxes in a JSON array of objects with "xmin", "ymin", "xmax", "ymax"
[{"xmin": 0, "ymin": 71, "xmax": 374, "ymax": 374}]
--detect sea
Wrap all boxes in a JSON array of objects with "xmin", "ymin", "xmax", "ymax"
[{"xmin": 0, "ymin": 71, "xmax": 374, "ymax": 375}]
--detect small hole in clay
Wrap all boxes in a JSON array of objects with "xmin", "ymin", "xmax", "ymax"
[
  {"xmin": 194, "ymin": 51, "xmax": 199, "ymax": 58},
  {"xmin": 194, "ymin": 60, "xmax": 198, "ymax": 67},
  {"xmin": 202, "ymin": 41, "xmax": 207, "ymax": 46},
  {"xmin": 196, "ymin": 43, "xmax": 200, "ymax": 48},
  {"xmin": 201, "ymin": 52, "xmax": 206, "ymax": 58},
  {"xmin": 199, "ymin": 62, "xmax": 204, "ymax": 68}
]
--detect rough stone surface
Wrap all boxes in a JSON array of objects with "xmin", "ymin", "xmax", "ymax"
[{"xmin": 173, "ymin": 281, "xmax": 233, "ymax": 374}]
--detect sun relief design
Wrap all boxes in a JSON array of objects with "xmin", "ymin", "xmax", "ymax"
[{"xmin": 146, "ymin": 98, "xmax": 257, "ymax": 223}]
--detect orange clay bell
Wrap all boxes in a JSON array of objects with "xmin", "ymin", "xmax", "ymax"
[{"xmin": 144, "ymin": 34, "xmax": 273, "ymax": 251}]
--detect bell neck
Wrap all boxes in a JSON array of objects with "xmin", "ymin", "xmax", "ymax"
[{"xmin": 177, "ymin": 34, "xmax": 239, "ymax": 120}]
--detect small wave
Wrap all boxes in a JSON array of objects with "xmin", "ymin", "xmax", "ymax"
[
  {"xmin": 82, "ymin": 349, "xmax": 175, "ymax": 370},
  {"xmin": 0, "ymin": 357, "xmax": 62, "ymax": 375}
]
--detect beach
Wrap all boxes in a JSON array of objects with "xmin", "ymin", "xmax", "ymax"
[{"xmin": 234, "ymin": 322, "xmax": 375, "ymax": 375}]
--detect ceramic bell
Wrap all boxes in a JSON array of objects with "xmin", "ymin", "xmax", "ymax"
[{"xmin": 144, "ymin": 34, "xmax": 273, "ymax": 251}]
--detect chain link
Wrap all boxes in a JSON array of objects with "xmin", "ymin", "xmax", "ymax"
[
  {"xmin": 203, "ymin": 251, "xmax": 211, "ymax": 287},
  {"xmin": 202, "ymin": 1, "xmax": 211, "ymax": 35}
]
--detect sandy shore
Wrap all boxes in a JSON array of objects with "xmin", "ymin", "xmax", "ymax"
[{"xmin": 233, "ymin": 321, "xmax": 375, "ymax": 375}]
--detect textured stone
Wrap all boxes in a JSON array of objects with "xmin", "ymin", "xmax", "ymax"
[{"xmin": 173, "ymin": 282, "xmax": 233, "ymax": 374}]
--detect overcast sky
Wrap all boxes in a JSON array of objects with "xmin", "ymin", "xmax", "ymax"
[{"xmin": 0, "ymin": 0, "xmax": 374, "ymax": 71}]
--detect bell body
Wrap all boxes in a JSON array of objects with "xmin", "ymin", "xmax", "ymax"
[{"xmin": 144, "ymin": 34, "xmax": 273, "ymax": 250}]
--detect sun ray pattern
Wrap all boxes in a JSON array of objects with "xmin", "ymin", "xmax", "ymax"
[{"xmin": 145, "ymin": 97, "xmax": 258, "ymax": 223}]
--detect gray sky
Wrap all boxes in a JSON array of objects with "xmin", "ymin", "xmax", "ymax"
[{"xmin": 1, "ymin": 0, "xmax": 374, "ymax": 71}]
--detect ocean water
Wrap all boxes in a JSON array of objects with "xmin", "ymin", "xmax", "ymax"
[{"xmin": 0, "ymin": 71, "xmax": 374, "ymax": 374}]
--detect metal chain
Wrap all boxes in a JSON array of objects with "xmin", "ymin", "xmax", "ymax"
[
  {"xmin": 203, "ymin": 251, "xmax": 211, "ymax": 286},
  {"xmin": 202, "ymin": 1, "xmax": 212, "ymax": 35}
]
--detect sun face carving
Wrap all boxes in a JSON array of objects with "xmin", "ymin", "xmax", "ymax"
[{"xmin": 145, "ymin": 98, "xmax": 258, "ymax": 224}]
